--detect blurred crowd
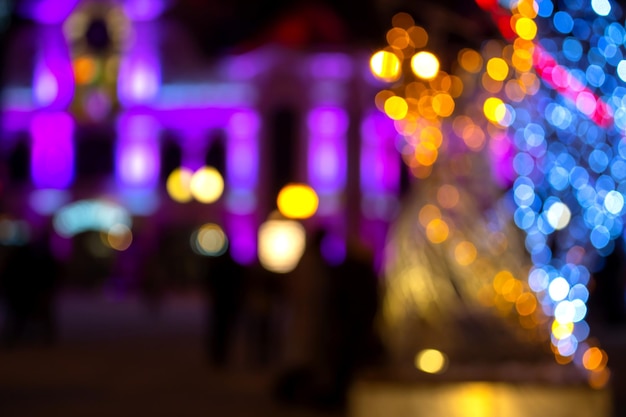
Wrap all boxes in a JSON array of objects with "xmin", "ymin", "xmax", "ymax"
[{"xmin": 0, "ymin": 223, "xmax": 384, "ymax": 412}]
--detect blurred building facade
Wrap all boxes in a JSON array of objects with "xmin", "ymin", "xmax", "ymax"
[{"xmin": 0, "ymin": 0, "xmax": 407, "ymax": 289}]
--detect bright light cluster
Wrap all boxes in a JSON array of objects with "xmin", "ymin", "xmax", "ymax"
[
  {"xmin": 473, "ymin": 0, "xmax": 626, "ymax": 387},
  {"xmin": 166, "ymin": 166, "xmax": 224, "ymax": 204},
  {"xmin": 370, "ymin": 12, "xmax": 463, "ymax": 178},
  {"xmin": 373, "ymin": 11, "xmax": 546, "ymax": 374},
  {"xmin": 376, "ymin": 1, "xmax": 625, "ymax": 387}
]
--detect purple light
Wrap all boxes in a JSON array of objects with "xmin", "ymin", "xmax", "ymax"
[
  {"xmin": 226, "ymin": 111, "xmax": 260, "ymax": 191},
  {"xmin": 17, "ymin": 0, "xmax": 79, "ymax": 24},
  {"xmin": 117, "ymin": 24, "xmax": 160, "ymax": 107},
  {"xmin": 30, "ymin": 112, "xmax": 74, "ymax": 189},
  {"xmin": 181, "ymin": 129, "xmax": 208, "ymax": 171},
  {"xmin": 116, "ymin": 114, "xmax": 160, "ymax": 189},
  {"xmin": 307, "ymin": 107, "xmax": 347, "ymax": 196},
  {"xmin": 118, "ymin": 55, "xmax": 160, "ymax": 106},
  {"xmin": 1, "ymin": 110, "xmax": 32, "ymax": 133},
  {"xmin": 33, "ymin": 27, "xmax": 74, "ymax": 110},
  {"xmin": 488, "ymin": 132, "xmax": 516, "ymax": 189},
  {"xmin": 157, "ymin": 108, "xmax": 238, "ymax": 131},
  {"xmin": 226, "ymin": 213, "xmax": 257, "ymax": 265},
  {"xmin": 309, "ymin": 53, "xmax": 353, "ymax": 79},
  {"xmin": 122, "ymin": 0, "xmax": 170, "ymax": 21},
  {"xmin": 360, "ymin": 110, "xmax": 399, "ymax": 194},
  {"xmin": 321, "ymin": 231, "xmax": 346, "ymax": 266}
]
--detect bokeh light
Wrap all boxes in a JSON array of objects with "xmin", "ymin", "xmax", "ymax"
[
  {"xmin": 411, "ymin": 51, "xmax": 439, "ymax": 80},
  {"xmin": 190, "ymin": 166, "xmax": 224, "ymax": 204},
  {"xmin": 370, "ymin": 50, "xmax": 401, "ymax": 82},
  {"xmin": 257, "ymin": 217, "xmax": 306, "ymax": 274},
  {"xmin": 276, "ymin": 183, "xmax": 319, "ymax": 219},
  {"xmin": 191, "ymin": 223, "xmax": 228, "ymax": 256},
  {"xmin": 166, "ymin": 167, "xmax": 193, "ymax": 203},
  {"xmin": 414, "ymin": 349, "xmax": 448, "ymax": 374},
  {"xmin": 104, "ymin": 223, "xmax": 133, "ymax": 251}
]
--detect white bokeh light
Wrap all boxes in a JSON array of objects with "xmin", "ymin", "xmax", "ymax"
[
  {"xmin": 546, "ymin": 201, "xmax": 571, "ymax": 230},
  {"xmin": 548, "ymin": 277, "xmax": 571, "ymax": 302}
]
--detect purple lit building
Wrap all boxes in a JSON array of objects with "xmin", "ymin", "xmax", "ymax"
[{"xmin": 0, "ymin": 0, "xmax": 407, "ymax": 286}]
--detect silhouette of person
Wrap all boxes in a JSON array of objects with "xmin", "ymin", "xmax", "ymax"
[
  {"xmin": 203, "ymin": 245, "xmax": 246, "ymax": 367},
  {"xmin": 0, "ymin": 230, "xmax": 60, "ymax": 348},
  {"xmin": 274, "ymin": 228, "xmax": 334, "ymax": 406},
  {"xmin": 324, "ymin": 236, "xmax": 382, "ymax": 407},
  {"xmin": 241, "ymin": 261, "xmax": 281, "ymax": 368}
]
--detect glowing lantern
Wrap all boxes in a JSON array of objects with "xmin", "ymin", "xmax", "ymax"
[{"xmin": 277, "ymin": 183, "xmax": 319, "ymax": 219}]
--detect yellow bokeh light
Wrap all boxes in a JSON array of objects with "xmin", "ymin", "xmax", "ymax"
[
  {"xmin": 411, "ymin": 51, "xmax": 439, "ymax": 80},
  {"xmin": 426, "ymin": 218, "xmax": 449, "ymax": 244},
  {"xmin": 486, "ymin": 57, "xmax": 509, "ymax": 81},
  {"xmin": 432, "ymin": 93, "xmax": 455, "ymax": 117},
  {"xmin": 458, "ymin": 48, "xmax": 483, "ymax": 73},
  {"xmin": 276, "ymin": 183, "xmax": 319, "ymax": 219},
  {"xmin": 419, "ymin": 204, "xmax": 441, "ymax": 227},
  {"xmin": 384, "ymin": 96, "xmax": 409, "ymax": 120},
  {"xmin": 512, "ymin": 48, "xmax": 533, "ymax": 72},
  {"xmin": 514, "ymin": 37, "xmax": 535, "ymax": 53},
  {"xmin": 166, "ymin": 167, "xmax": 194, "ymax": 203},
  {"xmin": 190, "ymin": 166, "xmax": 224, "ymax": 204},
  {"xmin": 387, "ymin": 27, "xmax": 410, "ymax": 49},
  {"xmin": 419, "ymin": 126, "xmax": 443, "ymax": 147},
  {"xmin": 516, "ymin": 0, "xmax": 538, "ymax": 18},
  {"xmin": 415, "ymin": 349, "xmax": 448, "ymax": 374},
  {"xmin": 495, "ymin": 102, "xmax": 510, "ymax": 126},
  {"xmin": 407, "ymin": 26, "xmax": 428, "ymax": 48},
  {"xmin": 493, "ymin": 270, "xmax": 514, "ymax": 293},
  {"xmin": 515, "ymin": 16, "xmax": 538, "ymax": 40},
  {"xmin": 415, "ymin": 142, "xmax": 438, "ymax": 166},
  {"xmin": 454, "ymin": 241, "xmax": 477, "ymax": 266},
  {"xmin": 417, "ymin": 95, "xmax": 437, "ymax": 119},
  {"xmin": 551, "ymin": 320, "xmax": 574, "ymax": 340},
  {"xmin": 370, "ymin": 50, "xmax": 401, "ymax": 82},
  {"xmin": 515, "ymin": 292, "xmax": 537, "ymax": 316},
  {"xmin": 582, "ymin": 347, "xmax": 607, "ymax": 371},
  {"xmin": 483, "ymin": 97, "xmax": 505, "ymax": 123},
  {"xmin": 502, "ymin": 278, "xmax": 523, "ymax": 302}
]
